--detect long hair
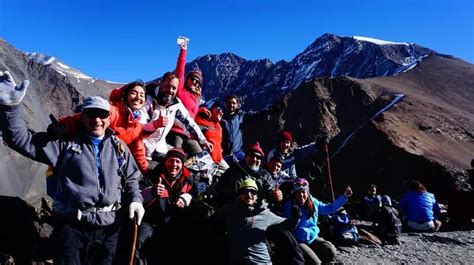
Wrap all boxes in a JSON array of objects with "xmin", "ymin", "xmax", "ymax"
[{"xmin": 408, "ymin": 180, "xmax": 427, "ymax": 193}]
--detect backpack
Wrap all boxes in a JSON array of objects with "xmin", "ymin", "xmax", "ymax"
[
  {"xmin": 375, "ymin": 205, "xmax": 402, "ymax": 244},
  {"xmin": 329, "ymin": 212, "xmax": 360, "ymax": 246},
  {"xmin": 46, "ymin": 135, "xmax": 127, "ymax": 199}
]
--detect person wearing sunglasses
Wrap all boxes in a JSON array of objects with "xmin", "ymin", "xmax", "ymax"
[
  {"xmin": 166, "ymin": 37, "xmax": 206, "ymax": 156},
  {"xmin": 215, "ymin": 142, "xmax": 273, "ymax": 206},
  {"xmin": 51, "ymin": 80, "xmax": 151, "ymax": 173},
  {"xmin": 223, "ymin": 178, "xmax": 302, "ymax": 265},
  {"xmin": 282, "ymin": 178, "xmax": 353, "ymax": 264},
  {"xmin": 0, "ymin": 72, "xmax": 145, "ymax": 264}
]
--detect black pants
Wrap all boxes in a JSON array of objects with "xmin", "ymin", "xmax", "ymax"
[
  {"xmin": 52, "ymin": 221, "xmax": 120, "ymax": 265},
  {"xmin": 266, "ymin": 226, "xmax": 305, "ymax": 265}
]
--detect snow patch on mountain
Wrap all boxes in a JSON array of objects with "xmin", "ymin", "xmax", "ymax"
[{"xmin": 353, "ymin": 36, "xmax": 409, "ymax": 46}]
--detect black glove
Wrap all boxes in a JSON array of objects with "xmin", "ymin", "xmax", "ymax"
[
  {"xmin": 292, "ymin": 205, "xmax": 302, "ymax": 218},
  {"xmin": 47, "ymin": 114, "xmax": 67, "ymax": 140}
]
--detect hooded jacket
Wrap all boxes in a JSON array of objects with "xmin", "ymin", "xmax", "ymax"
[
  {"xmin": 194, "ymin": 107, "xmax": 223, "ymax": 162},
  {"xmin": 1, "ymin": 105, "xmax": 143, "ymax": 226},
  {"xmin": 59, "ymin": 84, "xmax": 149, "ymax": 172},
  {"xmin": 399, "ymin": 191, "xmax": 441, "ymax": 223}
]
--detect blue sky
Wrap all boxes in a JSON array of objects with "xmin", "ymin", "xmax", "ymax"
[{"xmin": 1, "ymin": 0, "xmax": 473, "ymax": 83}]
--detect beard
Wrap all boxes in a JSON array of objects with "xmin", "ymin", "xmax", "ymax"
[
  {"xmin": 248, "ymin": 165, "xmax": 260, "ymax": 172},
  {"xmin": 157, "ymin": 91, "xmax": 175, "ymax": 106}
]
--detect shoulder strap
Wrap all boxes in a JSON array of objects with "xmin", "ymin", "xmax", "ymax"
[{"xmin": 110, "ymin": 135, "xmax": 127, "ymax": 191}]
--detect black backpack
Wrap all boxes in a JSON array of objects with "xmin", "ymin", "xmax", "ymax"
[{"xmin": 375, "ymin": 205, "xmax": 402, "ymax": 244}]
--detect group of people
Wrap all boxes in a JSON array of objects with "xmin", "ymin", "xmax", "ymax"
[{"xmin": 0, "ymin": 38, "xmax": 445, "ymax": 265}]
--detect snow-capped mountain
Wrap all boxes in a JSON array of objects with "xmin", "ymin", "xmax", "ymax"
[
  {"xmin": 190, "ymin": 33, "xmax": 438, "ymax": 109},
  {"xmin": 25, "ymin": 52, "xmax": 120, "ymax": 98}
]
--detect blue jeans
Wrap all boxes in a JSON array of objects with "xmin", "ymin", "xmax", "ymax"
[{"xmin": 53, "ymin": 222, "xmax": 120, "ymax": 265}]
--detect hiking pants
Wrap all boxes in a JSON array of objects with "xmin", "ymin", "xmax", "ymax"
[
  {"xmin": 299, "ymin": 237, "xmax": 337, "ymax": 264},
  {"xmin": 53, "ymin": 222, "xmax": 120, "ymax": 265},
  {"xmin": 166, "ymin": 131, "xmax": 203, "ymax": 155}
]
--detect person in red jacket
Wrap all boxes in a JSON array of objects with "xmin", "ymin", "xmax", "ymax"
[
  {"xmin": 166, "ymin": 38, "xmax": 205, "ymax": 155},
  {"xmin": 54, "ymin": 80, "xmax": 150, "ymax": 173},
  {"xmin": 195, "ymin": 100, "xmax": 229, "ymax": 175}
]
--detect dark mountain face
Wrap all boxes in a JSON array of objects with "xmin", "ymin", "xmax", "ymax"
[{"xmin": 190, "ymin": 33, "xmax": 436, "ymax": 110}]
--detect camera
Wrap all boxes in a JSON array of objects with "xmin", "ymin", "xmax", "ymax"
[{"xmin": 177, "ymin": 36, "xmax": 190, "ymax": 46}]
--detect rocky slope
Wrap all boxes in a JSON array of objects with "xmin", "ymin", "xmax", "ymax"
[{"xmin": 334, "ymin": 231, "xmax": 474, "ymax": 263}]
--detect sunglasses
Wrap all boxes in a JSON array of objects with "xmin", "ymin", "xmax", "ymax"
[
  {"xmin": 248, "ymin": 153, "xmax": 263, "ymax": 159},
  {"xmin": 189, "ymin": 76, "xmax": 201, "ymax": 85},
  {"xmin": 83, "ymin": 110, "xmax": 110, "ymax": 119},
  {"xmin": 240, "ymin": 188, "xmax": 258, "ymax": 195}
]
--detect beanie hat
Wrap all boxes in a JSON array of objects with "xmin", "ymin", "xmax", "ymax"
[
  {"xmin": 246, "ymin": 142, "xmax": 265, "ymax": 158},
  {"xmin": 186, "ymin": 69, "xmax": 203, "ymax": 85},
  {"xmin": 293, "ymin": 178, "xmax": 310, "ymax": 193},
  {"xmin": 165, "ymin": 148, "xmax": 187, "ymax": 163},
  {"xmin": 279, "ymin": 131, "xmax": 293, "ymax": 142},
  {"xmin": 239, "ymin": 178, "xmax": 259, "ymax": 191}
]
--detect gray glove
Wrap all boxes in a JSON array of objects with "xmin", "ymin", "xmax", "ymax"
[{"xmin": 0, "ymin": 71, "xmax": 29, "ymax": 106}]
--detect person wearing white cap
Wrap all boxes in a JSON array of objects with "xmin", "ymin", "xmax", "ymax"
[{"xmin": 0, "ymin": 71, "xmax": 145, "ymax": 264}]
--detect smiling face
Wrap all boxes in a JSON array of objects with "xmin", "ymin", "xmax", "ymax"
[
  {"xmin": 268, "ymin": 159, "xmax": 283, "ymax": 175},
  {"xmin": 245, "ymin": 153, "xmax": 262, "ymax": 172},
  {"xmin": 186, "ymin": 75, "xmax": 201, "ymax": 94},
  {"xmin": 239, "ymin": 188, "xmax": 258, "ymax": 206},
  {"xmin": 164, "ymin": 156, "xmax": 183, "ymax": 176},
  {"xmin": 126, "ymin": 85, "xmax": 145, "ymax": 111},
  {"xmin": 294, "ymin": 190, "xmax": 308, "ymax": 205},
  {"xmin": 226, "ymin": 97, "xmax": 238, "ymax": 114},
  {"xmin": 211, "ymin": 106, "xmax": 224, "ymax": 121},
  {"xmin": 157, "ymin": 77, "xmax": 179, "ymax": 106},
  {"xmin": 279, "ymin": 140, "xmax": 292, "ymax": 154},
  {"xmin": 81, "ymin": 108, "xmax": 111, "ymax": 137}
]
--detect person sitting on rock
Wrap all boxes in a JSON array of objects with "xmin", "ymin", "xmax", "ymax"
[
  {"xmin": 263, "ymin": 155, "xmax": 297, "ymax": 215},
  {"xmin": 141, "ymin": 72, "xmax": 213, "ymax": 164},
  {"xmin": 136, "ymin": 148, "xmax": 197, "ymax": 264},
  {"xmin": 363, "ymin": 184, "xmax": 393, "ymax": 222},
  {"xmin": 282, "ymin": 178, "xmax": 353, "ymax": 264},
  {"xmin": 266, "ymin": 131, "xmax": 319, "ymax": 178},
  {"xmin": 194, "ymin": 100, "xmax": 230, "ymax": 175},
  {"xmin": 399, "ymin": 180, "xmax": 442, "ymax": 232},
  {"xmin": 223, "ymin": 178, "xmax": 302, "ymax": 265},
  {"xmin": 166, "ymin": 38, "xmax": 207, "ymax": 156},
  {"xmin": 214, "ymin": 142, "xmax": 272, "ymax": 206}
]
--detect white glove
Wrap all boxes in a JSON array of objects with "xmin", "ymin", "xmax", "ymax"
[
  {"xmin": 0, "ymin": 71, "xmax": 29, "ymax": 106},
  {"xmin": 129, "ymin": 201, "xmax": 145, "ymax": 225}
]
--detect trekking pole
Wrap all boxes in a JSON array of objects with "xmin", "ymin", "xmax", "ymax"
[
  {"xmin": 129, "ymin": 215, "xmax": 138, "ymax": 265},
  {"xmin": 324, "ymin": 142, "xmax": 335, "ymax": 202}
]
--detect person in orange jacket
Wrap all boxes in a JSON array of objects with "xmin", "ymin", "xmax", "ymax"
[
  {"xmin": 53, "ymin": 80, "xmax": 150, "ymax": 173},
  {"xmin": 194, "ymin": 100, "xmax": 229, "ymax": 174}
]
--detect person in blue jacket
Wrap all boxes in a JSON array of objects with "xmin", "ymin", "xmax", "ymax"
[
  {"xmin": 282, "ymin": 178, "xmax": 353, "ymax": 264},
  {"xmin": 221, "ymin": 94, "xmax": 285, "ymax": 165},
  {"xmin": 399, "ymin": 180, "xmax": 442, "ymax": 232}
]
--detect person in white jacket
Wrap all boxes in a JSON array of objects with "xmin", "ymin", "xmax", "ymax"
[{"xmin": 142, "ymin": 72, "xmax": 213, "ymax": 161}]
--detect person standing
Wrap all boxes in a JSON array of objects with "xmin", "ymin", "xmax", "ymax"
[{"xmin": 0, "ymin": 71, "xmax": 145, "ymax": 264}]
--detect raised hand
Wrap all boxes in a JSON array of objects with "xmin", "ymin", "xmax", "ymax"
[
  {"xmin": 201, "ymin": 140, "xmax": 214, "ymax": 152},
  {"xmin": 155, "ymin": 177, "xmax": 166, "ymax": 197},
  {"xmin": 153, "ymin": 114, "xmax": 169, "ymax": 129},
  {"xmin": 0, "ymin": 71, "xmax": 29, "ymax": 106},
  {"xmin": 273, "ymin": 188, "xmax": 283, "ymax": 202}
]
